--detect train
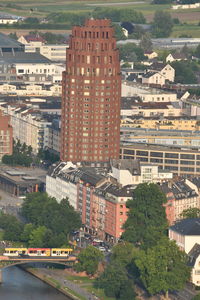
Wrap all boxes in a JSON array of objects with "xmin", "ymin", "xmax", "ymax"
[{"xmin": 3, "ymin": 248, "xmax": 73, "ymax": 257}]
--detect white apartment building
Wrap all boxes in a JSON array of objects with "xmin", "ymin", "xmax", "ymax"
[
  {"xmin": 122, "ymin": 82, "xmax": 177, "ymax": 102},
  {"xmin": 1, "ymin": 104, "xmax": 51, "ymax": 153},
  {"xmin": 0, "ymin": 83, "xmax": 62, "ymax": 97},
  {"xmin": 111, "ymin": 159, "xmax": 173, "ymax": 186},
  {"xmin": 46, "ymin": 162, "xmax": 78, "ymax": 208}
]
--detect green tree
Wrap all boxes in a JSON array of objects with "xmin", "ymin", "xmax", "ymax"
[
  {"xmin": 171, "ymin": 61, "xmax": 198, "ymax": 84},
  {"xmin": 21, "ymin": 193, "xmax": 81, "ymax": 246},
  {"xmin": 152, "ymin": 10, "xmax": 173, "ymax": 38},
  {"xmin": 20, "ymin": 223, "xmax": 35, "ymax": 243},
  {"xmin": 112, "ymin": 24, "xmax": 126, "ymax": 40},
  {"xmin": 96, "ymin": 262, "xmax": 135, "ymax": 299},
  {"xmin": 139, "ymin": 33, "xmax": 153, "ymax": 52},
  {"xmin": 75, "ymin": 245, "xmax": 103, "ymax": 275},
  {"xmin": 29, "ymin": 226, "xmax": 47, "ymax": 247},
  {"xmin": 0, "ymin": 213, "xmax": 24, "ymax": 241},
  {"xmin": 122, "ymin": 183, "xmax": 168, "ymax": 249},
  {"xmin": 180, "ymin": 207, "xmax": 200, "ymax": 219},
  {"xmin": 119, "ymin": 43, "xmax": 145, "ymax": 62},
  {"xmin": 135, "ymin": 238, "xmax": 191, "ymax": 297},
  {"xmin": 194, "ymin": 44, "xmax": 200, "ymax": 58}
]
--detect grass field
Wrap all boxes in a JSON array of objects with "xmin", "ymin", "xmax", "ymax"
[
  {"xmin": 65, "ymin": 274, "xmax": 115, "ymax": 300},
  {"xmin": 0, "ymin": 0, "xmax": 199, "ymax": 25},
  {"xmin": 171, "ymin": 24, "xmax": 200, "ymax": 38}
]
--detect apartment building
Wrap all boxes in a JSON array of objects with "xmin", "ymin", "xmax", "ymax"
[
  {"xmin": 0, "ymin": 52, "xmax": 64, "ymax": 84},
  {"xmin": 0, "ymin": 110, "xmax": 13, "ymax": 160},
  {"xmin": 61, "ymin": 19, "xmax": 121, "ymax": 162},
  {"xmin": 121, "ymin": 127, "xmax": 200, "ymax": 148},
  {"xmin": 169, "ymin": 219, "xmax": 200, "ymax": 286},
  {"xmin": 121, "ymin": 116, "xmax": 200, "ymax": 131},
  {"xmin": 46, "ymin": 160, "xmax": 174, "ymax": 241},
  {"xmin": 0, "ymin": 83, "xmax": 62, "ymax": 97},
  {"xmin": 122, "ymin": 82, "xmax": 177, "ymax": 102},
  {"xmin": 120, "ymin": 143, "xmax": 200, "ymax": 176},
  {"xmin": 1, "ymin": 104, "xmax": 51, "ymax": 153},
  {"xmin": 148, "ymin": 62, "xmax": 175, "ymax": 83},
  {"xmin": 121, "ymin": 98, "xmax": 182, "ymax": 118},
  {"xmin": 142, "ymin": 71, "xmax": 166, "ymax": 86}
]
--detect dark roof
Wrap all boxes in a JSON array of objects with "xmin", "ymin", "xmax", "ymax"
[
  {"xmin": 142, "ymin": 71, "xmax": 158, "ymax": 78},
  {"xmin": 188, "ymin": 243, "xmax": 200, "ymax": 267},
  {"xmin": 170, "ymin": 218, "xmax": 200, "ymax": 236},
  {"xmin": 171, "ymin": 53, "xmax": 186, "ymax": 60},
  {"xmin": 149, "ymin": 62, "xmax": 166, "ymax": 71},
  {"xmin": 188, "ymin": 177, "xmax": 200, "ymax": 189},
  {"xmin": 111, "ymin": 159, "xmax": 140, "ymax": 175},
  {"xmin": 0, "ymin": 52, "xmax": 52, "ymax": 64},
  {"xmin": 106, "ymin": 184, "xmax": 135, "ymax": 197},
  {"xmin": 0, "ymin": 33, "xmax": 23, "ymax": 49}
]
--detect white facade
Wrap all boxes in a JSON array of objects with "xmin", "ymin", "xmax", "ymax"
[
  {"xmin": 15, "ymin": 63, "xmax": 64, "ymax": 76},
  {"xmin": 121, "ymin": 82, "xmax": 177, "ymax": 102},
  {"xmin": 1, "ymin": 105, "xmax": 51, "ymax": 153},
  {"xmin": 111, "ymin": 164, "xmax": 173, "ymax": 187},
  {"xmin": 0, "ymin": 83, "xmax": 62, "ymax": 97},
  {"xmin": 24, "ymin": 44, "xmax": 68, "ymax": 61},
  {"xmin": 46, "ymin": 162, "xmax": 77, "ymax": 208},
  {"xmin": 169, "ymin": 229, "xmax": 200, "ymax": 254}
]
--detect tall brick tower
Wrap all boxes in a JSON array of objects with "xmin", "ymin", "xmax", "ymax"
[{"xmin": 61, "ymin": 19, "xmax": 121, "ymax": 162}]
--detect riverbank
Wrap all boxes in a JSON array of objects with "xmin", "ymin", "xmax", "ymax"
[
  {"xmin": 21, "ymin": 267, "xmax": 80, "ymax": 300},
  {"xmin": 21, "ymin": 266, "xmax": 99, "ymax": 300}
]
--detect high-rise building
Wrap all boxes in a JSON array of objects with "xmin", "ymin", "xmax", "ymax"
[{"xmin": 61, "ymin": 19, "xmax": 121, "ymax": 162}]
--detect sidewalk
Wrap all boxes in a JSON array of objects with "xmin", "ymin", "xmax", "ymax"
[{"xmin": 27, "ymin": 267, "xmax": 100, "ymax": 300}]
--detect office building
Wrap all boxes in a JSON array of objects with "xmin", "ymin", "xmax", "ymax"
[{"xmin": 60, "ymin": 19, "xmax": 121, "ymax": 162}]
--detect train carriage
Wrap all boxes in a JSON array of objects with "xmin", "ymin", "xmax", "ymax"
[
  {"xmin": 28, "ymin": 248, "xmax": 51, "ymax": 256},
  {"xmin": 3, "ymin": 248, "xmax": 28, "ymax": 256},
  {"xmin": 51, "ymin": 248, "xmax": 73, "ymax": 256}
]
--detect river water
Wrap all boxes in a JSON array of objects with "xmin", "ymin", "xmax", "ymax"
[{"xmin": 0, "ymin": 266, "xmax": 70, "ymax": 300}]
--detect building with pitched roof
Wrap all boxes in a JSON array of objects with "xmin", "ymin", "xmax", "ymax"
[{"xmin": 169, "ymin": 218, "xmax": 200, "ymax": 253}]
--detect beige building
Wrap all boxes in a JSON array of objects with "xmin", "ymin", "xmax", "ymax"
[
  {"xmin": 120, "ymin": 142, "xmax": 200, "ymax": 176},
  {"xmin": 149, "ymin": 63, "xmax": 175, "ymax": 83},
  {"xmin": 121, "ymin": 99, "xmax": 182, "ymax": 118},
  {"xmin": 0, "ymin": 83, "xmax": 62, "ymax": 97},
  {"xmin": 142, "ymin": 71, "xmax": 166, "ymax": 86},
  {"xmin": 121, "ymin": 116, "xmax": 200, "ymax": 131},
  {"xmin": 166, "ymin": 53, "xmax": 187, "ymax": 63},
  {"xmin": 144, "ymin": 51, "xmax": 158, "ymax": 60},
  {"xmin": 1, "ymin": 104, "xmax": 51, "ymax": 153}
]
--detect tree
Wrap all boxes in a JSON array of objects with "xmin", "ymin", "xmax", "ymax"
[
  {"xmin": 122, "ymin": 183, "xmax": 168, "ymax": 249},
  {"xmin": 9, "ymin": 32, "xmax": 18, "ymax": 40},
  {"xmin": 20, "ymin": 223, "xmax": 35, "ymax": 243},
  {"xmin": 96, "ymin": 262, "xmax": 136, "ymax": 299},
  {"xmin": 29, "ymin": 226, "xmax": 47, "ymax": 247},
  {"xmin": 139, "ymin": 33, "xmax": 153, "ymax": 52},
  {"xmin": 0, "ymin": 213, "xmax": 24, "ymax": 241},
  {"xmin": 152, "ymin": 10, "xmax": 173, "ymax": 38},
  {"xmin": 171, "ymin": 61, "xmax": 198, "ymax": 84},
  {"xmin": 119, "ymin": 43, "xmax": 145, "ymax": 62},
  {"xmin": 112, "ymin": 24, "xmax": 126, "ymax": 40},
  {"xmin": 180, "ymin": 208, "xmax": 200, "ymax": 219},
  {"xmin": 153, "ymin": 0, "xmax": 173, "ymax": 3},
  {"xmin": 75, "ymin": 245, "xmax": 103, "ymax": 275},
  {"xmin": 135, "ymin": 238, "xmax": 191, "ymax": 297},
  {"xmin": 21, "ymin": 193, "xmax": 81, "ymax": 241},
  {"xmin": 194, "ymin": 44, "xmax": 200, "ymax": 58}
]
